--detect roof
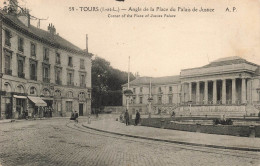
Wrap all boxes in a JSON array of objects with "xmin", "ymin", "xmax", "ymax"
[
  {"xmin": 202, "ymin": 56, "xmax": 258, "ymax": 68},
  {"xmin": 123, "ymin": 75, "xmax": 180, "ymax": 87},
  {"xmin": 1, "ymin": 10, "xmax": 89, "ymax": 56}
]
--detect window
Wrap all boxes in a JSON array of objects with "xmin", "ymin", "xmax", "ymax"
[
  {"xmin": 139, "ymin": 97, "xmax": 143, "ymax": 104},
  {"xmin": 4, "ymin": 52, "xmax": 12, "ymax": 75},
  {"xmin": 158, "ymin": 96, "xmax": 162, "ymax": 104},
  {"xmin": 67, "ymin": 91, "xmax": 73, "ymax": 98},
  {"xmin": 30, "ymin": 61, "xmax": 37, "ymax": 81},
  {"xmin": 55, "ymin": 67, "xmax": 62, "ymax": 85},
  {"xmin": 55, "ymin": 90, "xmax": 61, "ymax": 97},
  {"xmin": 79, "ymin": 92, "xmax": 85, "ymax": 101},
  {"xmin": 66, "ymin": 101, "xmax": 73, "ymax": 112},
  {"xmin": 31, "ymin": 43, "xmax": 36, "ymax": 57},
  {"xmin": 67, "ymin": 71, "xmax": 74, "ymax": 86},
  {"xmin": 5, "ymin": 30, "xmax": 11, "ymax": 46},
  {"xmin": 17, "ymin": 55, "xmax": 25, "ymax": 78},
  {"xmin": 30, "ymin": 87, "xmax": 37, "ymax": 95},
  {"xmin": 56, "ymin": 52, "xmax": 61, "ymax": 64},
  {"xmin": 132, "ymin": 96, "xmax": 136, "ymax": 104},
  {"xmin": 43, "ymin": 48, "xmax": 49, "ymax": 61},
  {"xmin": 133, "ymin": 88, "xmax": 136, "ymax": 93},
  {"xmin": 18, "ymin": 37, "xmax": 24, "ymax": 52},
  {"xmin": 158, "ymin": 87, "xmax": 162, "ymax": 93},
  {"xmin": 140, "ymin": 87, "xmax": 143, "ymax": 93},
  {"xmin": 68, "ymin": 56, "xmax": 73, "ymax": 67},
  {"xmin": 169, "ymin": 86, "xmax": 172, "ymax": 92},
  {"xmin": 42, "ymin": 65, "xmax": 50, "ymax": 83},
  {"xmin": 80, "ymin": 59, "xmax": 85, "ymax": 69},
  {"xmin": 80, "ymin": 74, "xmax": 86, "ymax": 87},
  {"xmin": 169, "ymin": 96, "xmax": 173, "ymax": 104}
]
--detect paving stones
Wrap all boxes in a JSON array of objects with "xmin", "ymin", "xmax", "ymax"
[{"xmin": 0, "ymin": 119, "xmax": 259, "ymax": 166}]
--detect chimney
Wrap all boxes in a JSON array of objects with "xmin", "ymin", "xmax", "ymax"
[
  {"xmin": 86, "ymin": 34, "xmax": 88, "ymax": 53},
  {"xmin": 48, "ymin": 23, "xmax": 56, "ymax": 35}
]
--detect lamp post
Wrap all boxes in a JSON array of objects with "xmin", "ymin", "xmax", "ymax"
[{"xmin": 148, "ymin": 77, "xmax": 153, "ymax": 118}]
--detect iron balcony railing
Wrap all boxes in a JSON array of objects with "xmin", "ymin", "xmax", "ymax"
[
  {"xmin": 4, "ymin": 68, "xmax": 12, "ymax": 75},
  {"xmin": 30, "ymin": 75, "xmax": 37, "ymax": 81},
  {"xmin": 67, "ymin": 82, "xmax": 74, "ymax": 86},
  {"xmin": 43, "ymin": 77, "xmax": 50, "ymax": 83},
  {"xmin": 80, "ymin": 83, "xmax": 86, "ymax": 88},
  {"xmin": 18, "ymin": 72, "xmax": 25, "ymax": 78},
  {"xmin": 56, "ymin": 79, "xmax": 62, "ymax": 85}
]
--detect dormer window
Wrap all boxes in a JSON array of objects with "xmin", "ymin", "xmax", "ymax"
[
  {"xmin": 18, "ymin": 37, "xmax": 24, "ymax": 52},
  {"xmin": 5, "ymin": 29, "xmax": 11, "ymax": 47}
]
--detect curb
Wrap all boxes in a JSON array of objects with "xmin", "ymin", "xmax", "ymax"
[{"xmin": 82, "ymin": 124, "xmax": 260, "ymax": 152}]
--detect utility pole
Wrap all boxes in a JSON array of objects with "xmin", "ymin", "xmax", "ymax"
[{"xmin": 0, "ymin": 13, "xmax": 3, "ymax": 118}]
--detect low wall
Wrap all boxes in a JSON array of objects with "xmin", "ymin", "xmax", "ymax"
[{"xmin": 138, "ymin": 118, "xmax": 260, "ymax": 137}]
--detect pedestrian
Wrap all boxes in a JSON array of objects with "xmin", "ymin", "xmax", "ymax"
[
  {"xmin": 124, "ymin": 109, "xmax": 130, "ymax": 126},
  {"xmin": 74, "ymin": 111, "xmax": 79, "ymax": 123},
  {"xmin": 135, "ymin": 110, "xmax": 140, "ymax": 126}
]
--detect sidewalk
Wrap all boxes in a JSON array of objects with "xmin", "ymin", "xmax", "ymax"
[{"xmin": 83, "ymin": 118, "xmax": 260, "ymax": 152}]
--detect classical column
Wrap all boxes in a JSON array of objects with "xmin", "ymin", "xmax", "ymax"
[
  {"xmin": 241, "ymin": 78, "xmax": 246, "ymax": 104},
  {"xmin": 196, "ymin": 82, "xmax": 200, "ymax": 104},
  {"xmin": 204, "ymin": 81, "xmax": 208, "ymax": 104},
  {"xmin": 213, "ymin": 80, "xmax": 217, "ymax": 104},
  {"xmin": 232, "ymin": 78, "xmax": 236, "ymax": 104},
  {"xmin": 189, "ymin": 82, "xmax": 192, "ymax": 101},
  {"xmin": 222, "ymin": 79, "xmax": 226, "ymax": 104},
  {"xmin": 181, "ymin": 83, "xmax": 185, "ymax": 103}
]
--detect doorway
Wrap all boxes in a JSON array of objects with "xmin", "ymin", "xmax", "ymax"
[{"xmin": 79, "ymin": 104, "xmax": 83, "ymax": 116}]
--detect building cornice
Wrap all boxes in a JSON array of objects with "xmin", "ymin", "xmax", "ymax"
[{"xmin": 2, "ymin": 13, "xmax": 92, "ymax": 58}]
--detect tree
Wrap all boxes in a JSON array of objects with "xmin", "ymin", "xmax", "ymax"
[{"xmin": 91, "ymin": 56, "xmax": 135, "ymax": 110}]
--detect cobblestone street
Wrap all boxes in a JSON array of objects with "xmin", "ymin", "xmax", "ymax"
[{"xmin": 0, "ymin": 119, "xmax": 259, "ymax": 166}]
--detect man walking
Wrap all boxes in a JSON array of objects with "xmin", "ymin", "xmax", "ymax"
[{"xmin": 124, "ymin": 109, "xmax": 130, "ymax": 126}]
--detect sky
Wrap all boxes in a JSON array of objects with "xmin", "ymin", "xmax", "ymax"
[{"xmin": 2, "ymin": 0, "xmax": 260, "ymax": 77}]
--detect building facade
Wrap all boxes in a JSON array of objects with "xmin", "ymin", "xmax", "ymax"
[
  {"xmin": 122, "ymin": 57, "xmax": 260, "ymax": 116},
  {"xmin": 0, "ymin": 2, "xmax": 92, "ymax": 119}
]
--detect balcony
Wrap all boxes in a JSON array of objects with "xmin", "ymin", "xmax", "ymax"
[
  {"xmin": 43, "ymin": 58, "xmax": 49, "ymax": 63},
  {"xmin": 18, "ymin": 47, "xmax": 24, "ymax": 53},
  {"xmin": 4, "ymin": 68, "xmax": 12, "ymax": 75},
  {"xmin": 67, "ymin": 82, "xmax": 74, "ymax": 86},
  {"xmin": 68, "ymin": 63, "xmax": 73, "ymax": 68},
  {"xmin": 80, "ymin": 65, "xmax": 85, "ymax": 70},
  {"xmin": 43, "ymin": 77, "xmax": 50, "ymax": 83},
  {"xmin": 56, "ymin": 79, "xmax": 62, "ymax": 85},
  {"xmin": 18, "ymin": 72, "xmax": 25, "ymax": 78},
  {"xmin": 30, "ymin": 75, "xmax": 37, "ymax": 81},
  {"xmin": 5, "ymin": 40, "xmax": 11, "ymax": 47},
  {"xmin": 80, "ymin": 83, "xmax": 86, "ymax": 88}
]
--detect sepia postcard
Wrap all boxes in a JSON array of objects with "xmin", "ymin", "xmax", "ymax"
[{"xmin": 0, "ymin": 0, "xmax": 260, "ymax": 165}]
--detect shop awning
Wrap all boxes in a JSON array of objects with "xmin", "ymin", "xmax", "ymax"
[
  {"xmin": 28, "ymin": 96, "xmax": 47, "ymax": 107},
  {"xmin": 13, "ymin": 95, "xmax": 27, "ymax": 99}
]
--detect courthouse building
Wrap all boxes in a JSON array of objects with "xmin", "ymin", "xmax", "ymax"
[
  {"xmin": 122, "ymin": 57, "xmax": 260, "ymax": 116},
  {"xmin": 0, "ymin": 1, "xmax": 92, "ymax": 119}
]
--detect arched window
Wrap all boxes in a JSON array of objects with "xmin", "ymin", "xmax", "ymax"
[
  {"xmin": 55, "ymin": 90, "xmax": 61, "ymax": 97},
  {"xmin": 16, "ymin": 85, "xmax": 25, "ymax": 93},
  {"xmin": 4, "ymin": 82, "xmax": 12, "ymax": 92},
  {"xmin": 67, "ymin": 91, "xmax": 73, "ymax": 98},
  {"xmin": 30, "ymin": 87, "xmax": 37, "ymax": 95},
  {"xmin": 42, "ymin": 88, "xmax": 51, "ymax": 96},
  {"xmin": 79, "ymin": 92, "xmax": 85, "ymax": 100}
]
